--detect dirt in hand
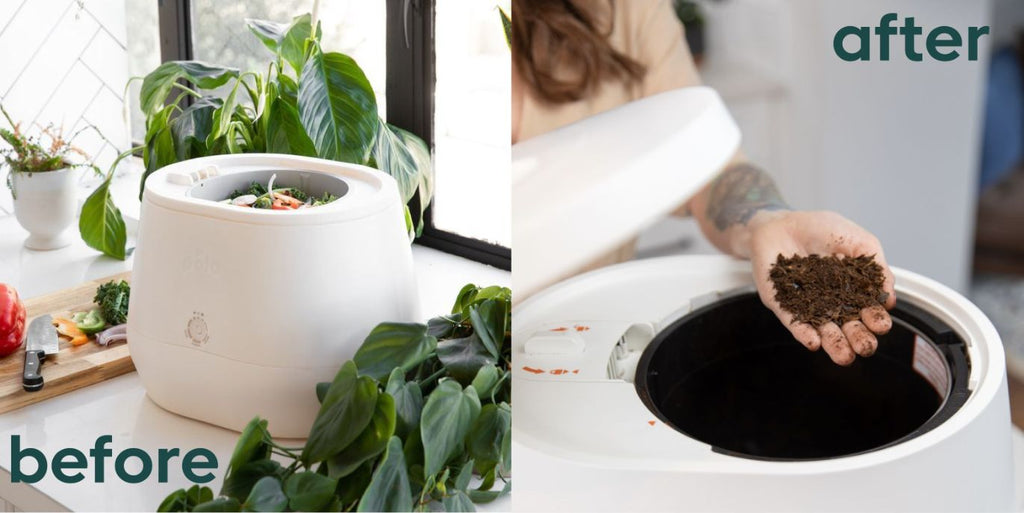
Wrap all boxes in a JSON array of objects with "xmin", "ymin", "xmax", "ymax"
[{"xmin": 769, "ymin": 254, "xmax": 887, "ymax": 327}]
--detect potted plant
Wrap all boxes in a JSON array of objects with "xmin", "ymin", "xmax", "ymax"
[
  {"xmin": 137, "ymin": 13, "xmax": 433, "ymax": 237},
  {"xmin": 1, "ymin": 105, "xmax": 95, "ymax": 250}
]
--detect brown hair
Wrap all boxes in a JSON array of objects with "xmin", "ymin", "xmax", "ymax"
[{"xmin": 512, "ymin": 0, "xmax": 646, "ymax": 104}]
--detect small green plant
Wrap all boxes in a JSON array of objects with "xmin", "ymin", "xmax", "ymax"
[
  {"xmin": 158, "ymin": 284, "xmax": 512, "ymax": 512},
  {"xmin": 0, "ymin": 104, "xmax": 95, "ymax": 199},
  {"xmin": 138, "ymin": 13, "xmax": 433, "ymax": 236}
]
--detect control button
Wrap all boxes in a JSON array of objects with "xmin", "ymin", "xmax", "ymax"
[
  {"xmin": 166, "ymin": 171, "xmax": 194, "ymax": 185},
  {"xmin": 525, "ymin": 332, "xmax": 584, "ymax": 355}
]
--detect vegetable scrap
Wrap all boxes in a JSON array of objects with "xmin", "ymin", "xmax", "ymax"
[{"xmin": 225, "ymin": 174, "xmax": 337, "ymax": 211}]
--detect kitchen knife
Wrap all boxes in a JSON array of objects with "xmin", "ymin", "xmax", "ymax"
[{"xmin": 23, "ymin": 314, "xmax": 58, "ymax": 392}]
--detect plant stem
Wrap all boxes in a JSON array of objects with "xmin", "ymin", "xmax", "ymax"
[{"xmin": 420, "ymin": 367, "xmax": 446, "ymax": 388}]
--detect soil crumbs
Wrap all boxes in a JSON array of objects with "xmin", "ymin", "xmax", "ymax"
[{"xmin": 769, "ymin": 254, "xmax": 886, "ymax": 327}]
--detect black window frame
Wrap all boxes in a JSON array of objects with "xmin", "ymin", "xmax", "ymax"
[{"xmin": 155, "ymin": 0, "xmax": 510, "ymax": 270}]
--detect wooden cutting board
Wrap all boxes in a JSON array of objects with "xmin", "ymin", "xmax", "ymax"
[{"xmin": 0, "ymin": 272, "xmax": 135, "ymax": 414}]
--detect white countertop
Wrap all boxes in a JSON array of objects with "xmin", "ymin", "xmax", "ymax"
[{"xmin": 0, "ymin": 183, "xmax": 511, "ymax": 511}]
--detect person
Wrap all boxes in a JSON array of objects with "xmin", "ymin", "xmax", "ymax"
[{"xmin": 511, "ymin": 0, "xmax": 896, "ymax": 366}]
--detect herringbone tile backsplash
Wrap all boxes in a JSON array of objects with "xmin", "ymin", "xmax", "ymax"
[{"xmin": 0, "ymin": 0, "xmax": 130, "ymax": 181}]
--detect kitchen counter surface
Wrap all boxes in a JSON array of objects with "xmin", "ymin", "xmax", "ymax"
[{"xmin": 0, "ymin": 193, "xmax": 511, "ymax": 511}]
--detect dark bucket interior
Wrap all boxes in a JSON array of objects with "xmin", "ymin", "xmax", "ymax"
[
  {"xmin": 187, "ymin": 169, "xmax": 349, "ymax": 203},
  {"xmin": 635, "ymin": 292, "xmax": 970, "ymax": 461}
]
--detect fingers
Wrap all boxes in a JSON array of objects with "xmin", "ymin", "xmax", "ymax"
[
  {"xmin": 860, "ymin": 305, "xmax": 892, "ymax": 335},
  {"xmin": 841, "ymin": 320, "xmax": 878, "ymax": 357},
  {"xmin": 819, "ymin": 322, "xmax": 855, "ymax": 366}
]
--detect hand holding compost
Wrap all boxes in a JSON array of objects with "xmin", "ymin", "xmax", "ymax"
[{"xmin": 157, "ymin": 284, "xmax": 512, "ymax": 512}]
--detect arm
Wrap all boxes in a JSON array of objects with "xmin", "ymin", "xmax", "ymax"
[{"xmin": 684, "ymin": 158, "xmax": 898, "ymax": 365}]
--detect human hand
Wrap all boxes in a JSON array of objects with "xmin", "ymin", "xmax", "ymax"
[{"xmin": 746, "ymin": 210, "xmax": 897, "ymax": 365}]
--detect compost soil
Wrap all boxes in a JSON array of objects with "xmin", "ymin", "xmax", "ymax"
[{"xmin": 769, "ymin": 254, "xmax": 886, "ymax": 327}]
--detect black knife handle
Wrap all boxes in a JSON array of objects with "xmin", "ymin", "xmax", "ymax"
[{"xmin": 23, "ymin": 350, "xmax": 44, "ymax": 392}]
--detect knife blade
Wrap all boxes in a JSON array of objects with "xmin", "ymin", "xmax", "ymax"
[{"xmin": 23, "ymin": 314, "xmax": 58, "ymax": 392}]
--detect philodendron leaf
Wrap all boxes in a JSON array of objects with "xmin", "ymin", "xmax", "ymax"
[
  {"xmin": 467, "ymin": 402, "xmax": 511, "ymax": 475},
  {"xmin": 266, "ymin": 98, "xmax": 317, "ymax": 157},
  {"xmin": 298, "ymin": 47, "xmax": 378, "ymax": 164},
  {"xmin": 499, "ymin": 7, "xmax": 511, "ymax": 49},
  {"xmin": 207, "ymin": 80, "xmax": 241, "ymax": 147},
  {"xmin": 436, "ymin": 333, "xmax": 497, "ymax": 386},
  {"xmin": 221, "ymin": 460, "xmax": 283, "ymax": 501},
  {"xmin": 353, "ymin": 323, "xmax": 437, "ymax": 381},
  {"xmin": 470, "ymin": 365, "xmax": 501, "ymax": 400},
  {"xmin": 315, "ymin": 381, "xmax": 330, "ymax": 404},
  {"xmin": 242, "ymin": 476, "xmax": 287, "ymax": 512},
  {"xmin": 79, "ymin": 178, "xmax": 126, "ymax": 260},
  {"xmin": 357, "ymin": 437, "xmax": 413, "ymax": 512},
  {"xmin": 420, "ymin": 380, "xmax": 482, "ymax": 477},
  {"xmin": 302, "ymin": 361, "xmax": 378, "ymax": 464},
  {"xmin": 443, "ymin": 491, "xmax": 476, "ymax": 512},
  {"xmin": 247, "ymin": 14, "xmax": 314, "ymax": 76},
  {"xmin": 283, "ymin": 471, "xmax": 336, "ymax": 512},
  {"xmin": 386, "ymin": 368, "xmax": 424, "ymax": 439},
  {"xmin": 469, "ymin": 299, "xmax": 506, "ymax": 360},
  {"xmin": 328, "ymin": 392, "xmax": 396, "ymax": 479},
  {"xmin": 140, "ymin": 61, "xmax": 239, "ymax": 114},
  {"xmin": 227, "ymin": 418, "xmax": 270, "ymax": 478}
]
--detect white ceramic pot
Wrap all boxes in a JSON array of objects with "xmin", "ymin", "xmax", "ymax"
[{"xmin": 10, "ymin": 167, "xmax": 79, "ymax": 250}]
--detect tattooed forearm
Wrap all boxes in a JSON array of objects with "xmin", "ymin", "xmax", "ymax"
[{"xmin": 706, "ymin": 163, "xmax": 789, "ymax": 231}]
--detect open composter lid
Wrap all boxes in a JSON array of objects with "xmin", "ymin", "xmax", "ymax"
[{"xmin": 512, "ymin": 86, "xmax": 741, "ymax": 298}]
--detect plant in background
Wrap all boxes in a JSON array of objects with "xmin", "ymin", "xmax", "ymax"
[
  {"xmin": 138, "ymin": 13, "xmax": 433, "ymax": 236},
  {"xmin": 0, "ymin": 104, "xmax": 94, "ymax": 199},
  {"xmin": 1, "ymin": 104, "xmax": 129, "ymax": 259},
  {"xmin": 158, "ymin": 284, "xmax": 511, "ymax": 512}
]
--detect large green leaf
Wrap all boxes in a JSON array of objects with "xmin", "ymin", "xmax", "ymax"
[
  {"xmin": 283, "ymin": 472, "xmax": 336, "ymax": 512},
  {"xmin": 469, "ymin": 300, "xmax": 506, "ymax": 360},
  {"xmin": 420, "ymin": 380, "xmax": 481, "ymax": 477},
  {"xmin": 353, "ymin": 323, "xmax": 437, "ymax": 381},
  {"xmin": 207, "ymin": 80, "xmax": 241, "ymax": 147},
  {"xmin": 357, "ymin": 437, "xmax": 413, "ymax": 512},
  {"xmin": 141, "ymin": 104, "xmax": 177, "ymax": 199},
  {"xmin": 242, "ymin": 477, "xmax": 287, "ymax": 512},
  {"xmin": 470, "ymin": 365, "xmax": 501, "ymax": 401},
  {"xmin": 302, "ymin": 361, "xmax": 378, "ymax": 464},
  {"xmin": 79, "ymin": 178, "xmax": 126, "ymax": 260},
  {"xmin": 328, "ymin": 392, "xmax": 396, "ymax": 479},
  {"xmin": 140, "ymin": 61, "xmax": 239, "ymax": 114},
  {"xmin": 467, "ymin": 403, "xmax": 511, "ymax": 475},
  {"xmin": 170, "ymin": 96, "xmax": 221, "ymax": 160},
  {"xmin": 226, "ymin": 418, "xmax": 270, "ymax": 478},
  {"xmin": 159, "ymin": 485, "xmax": 215, "ymax": 512},
  {"xmin": 386, "ymin": 368, "xmax": 424, "ymax": 439},
  {"xmin": 266, "ymin": 98, "xmax": 317, "ymax": 157},
  {"xmin": 221, "ymin": 460, "xmax": 283, "ymax": 501},
  {"xmin": 298, "ymin": 47, "xmax": 378, "ymax": 164},
  {"xmin": 371, "ymin": 120, "xmax": 433, "ymax": 206},
  {"xmin": 247, "ymin": 14, "xmax": 314, "ymax": 75},
  {"xmin": 436, "ymin": 333, "xmax": 496, "ymax": 386}
]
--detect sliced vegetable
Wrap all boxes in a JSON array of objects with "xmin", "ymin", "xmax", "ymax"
[
  {"xmin": 71, "ymin": 309, "xmax": 106, "ymax": 335},
  {"xmin": 0, "ymin": 284, "xmax": 26, "ymax": 357},
  {"xmin": 53, "ymin": 317, "xmax": 89, "ymax": 346},
  {"xmin": 222, "ymin": 180, "xmax": 337, "ymax": 210},
  {"xmin": 96, "ymin": 324, "xmax": 128, "ymax": 346}
]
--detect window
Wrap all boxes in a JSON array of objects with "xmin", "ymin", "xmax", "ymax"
[{"xmin": 153, "ymin": 0, "xmax": 510, "ymax": 269}]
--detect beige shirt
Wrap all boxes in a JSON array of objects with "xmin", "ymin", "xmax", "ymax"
[{"xmin": 514, "ymin": 0, "xmax": 702, "ymax": 271}]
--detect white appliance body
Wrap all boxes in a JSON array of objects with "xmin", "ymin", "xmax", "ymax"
[
  {"xmin": 513, "ymin": 255, "xmax": 1014, "ymax": 511},
  {"xmin": 128, "ymin": 154, "xmax": 418, "ymax": 437}
]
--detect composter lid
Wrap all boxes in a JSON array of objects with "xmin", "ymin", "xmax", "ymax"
[
  {"xmin": 143, "ymin": 153, "xmax": 401, "ymax": 226},
  {"xmin": 511, "ymin": 87, "xmax": 740, "ymax": 298}
]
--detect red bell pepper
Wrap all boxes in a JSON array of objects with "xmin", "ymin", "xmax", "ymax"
[{"xmin": 0, "ymin": 284, "xmax": 26, "ymax": 357}]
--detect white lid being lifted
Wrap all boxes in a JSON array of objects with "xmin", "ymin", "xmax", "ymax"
[{"xmin": 511, "ymin": 86, "xmax": 741, "ymax": 297}]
